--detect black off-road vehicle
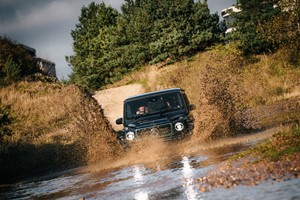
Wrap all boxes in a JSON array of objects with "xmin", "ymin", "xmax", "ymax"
[{"xmin": 115, "ymin": 88, "xmax": 195, "ymax": 144}]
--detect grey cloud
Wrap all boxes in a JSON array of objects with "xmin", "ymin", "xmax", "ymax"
[
  {"xmin": 0, "ymin": 0, "xmax": 52, "ymax": 23},
  {"xmin": 0, "ymin": 0, "xmax": 125, "ymax": 79}
]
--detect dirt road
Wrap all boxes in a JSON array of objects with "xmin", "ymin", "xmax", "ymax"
[{"xmin": 93, "ymin": 84, "xmax": 144, "ymax": 131}]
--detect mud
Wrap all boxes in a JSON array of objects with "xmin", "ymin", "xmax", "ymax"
[
  {"xmin": 195, "ymin": 152, "xmax": 300, "ymax": 192},
  {"xmin": 235, "ymin": 97, "xmax": 300, "ymax": 130},
  {"xmin": 90, "ymin": 79, "xmax": 298, "ymax": 169},
  {"xmin": 3, "ymin": 131, "xmax": 297, "ymax": 200},
  {"xmin": 75, "ymin": 126, "xmax": 284, "ymax": 178},
  {"xmin": 88, "ymin": 55, "xmax": 300, "ymax": 187}
]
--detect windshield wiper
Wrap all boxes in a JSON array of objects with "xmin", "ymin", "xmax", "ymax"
[
  {"xmin": 160, "ymin": 107, "xmax": 181, "ymax": 116},
  {"xmin": 134, "ymin": 111, "xmax": 161, "ymax": 121},
  {"xmin": 134, "ymin": 114, "xmax": 146, "ymax": 120},
  {"xmin": 159, "ymin": 108, "xmax": 171, "ymax": 116}
]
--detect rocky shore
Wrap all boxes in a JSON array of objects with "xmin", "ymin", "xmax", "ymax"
[{"xmin": 195, "ymin": 152, "xmax": 300, "ymax": 192}]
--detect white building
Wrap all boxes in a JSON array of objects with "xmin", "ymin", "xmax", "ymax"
[{"xmin": 221, "ymin": 6, "xmax": 241, "ymax": 34}]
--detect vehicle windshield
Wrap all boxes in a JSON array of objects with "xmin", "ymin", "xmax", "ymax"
[{"xmin": 125, "ymin": 92, "xmax": 185, "ymax": 119}]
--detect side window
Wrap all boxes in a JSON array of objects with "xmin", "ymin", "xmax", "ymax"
[
  {"xmin": 182, "ymin": 93, "xmax": 190, "ymax": 110},
  {"xmin": 126, "ymin": 103, "xmax": 134, "ymax": 119}
]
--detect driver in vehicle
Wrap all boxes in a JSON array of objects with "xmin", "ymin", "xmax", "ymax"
[{"xmin": 136, "ymin": 105, "xmax": 148, "ymax": 115}]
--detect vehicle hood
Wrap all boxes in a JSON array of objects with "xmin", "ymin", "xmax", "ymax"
[{"xmin": 136, "ymin": 117, "xmax": 170, "ymax": 128}]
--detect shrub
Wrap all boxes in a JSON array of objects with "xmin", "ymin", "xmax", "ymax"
[{"xmin": 0, "ymin": 101, "xmax": 12, "ymax": 151}]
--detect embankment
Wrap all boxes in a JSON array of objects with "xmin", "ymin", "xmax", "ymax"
[
  {"xmin": 1, "ymin": 44, "xmax": 299, "ymax": 184},
  {"xmin": 0, "ymin": 81, "xmax": 122, "ymax": 184},
  {"xmin": 106, "ymin": 44, "xmax": 300, "ymax": 143}
]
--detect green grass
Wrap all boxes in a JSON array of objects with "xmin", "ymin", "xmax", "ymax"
[{"xmin": 232, "ymin": 125, "xmax": 300, "ymax": 161}]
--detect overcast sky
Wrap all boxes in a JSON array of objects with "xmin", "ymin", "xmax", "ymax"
[{"xmin": 0, "ymin": 0, "xmax": 236, "ymax": 80}]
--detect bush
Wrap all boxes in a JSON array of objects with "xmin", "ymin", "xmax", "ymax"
[
  {"xmin": 0, "ymin": 37, "xmax": 40, "ymax": 85},
  {"xmin": 0, "ymin": 82, "xmax": 122, "ymax": 184},
  {"xmin": 68, "ymin": 0, "xmax": 222, "ymax": 90},
  {"xmin": 0, "ymin": 101, "xmax": 12, "ymax": 148}
]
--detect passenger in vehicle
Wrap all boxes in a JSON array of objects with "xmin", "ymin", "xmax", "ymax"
[{"xmin": 165, "ymin": 98, "xmax": 180, "ymax": 109}]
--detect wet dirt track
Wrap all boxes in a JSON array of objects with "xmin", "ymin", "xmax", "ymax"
[{"xmin": 1, "ymin": 130, "xmax": 300, "ymax": 200}]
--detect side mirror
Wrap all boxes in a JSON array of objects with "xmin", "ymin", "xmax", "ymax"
[
  {"xmin": 189, "ymin": 104, "xmax": 196, "ymax": 111},
  {"xmin": 116, "ymin": 118, "xmax": 123, "ymax": 125}
]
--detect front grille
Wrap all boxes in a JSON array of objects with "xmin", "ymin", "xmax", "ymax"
[{"xmin": 136, "ymin": 123, "xmax": 173, "ymax": 139}]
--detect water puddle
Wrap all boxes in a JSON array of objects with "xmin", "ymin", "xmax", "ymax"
[{"xmin": 1, "ymin": 137, "xmax": 299, "ymax": 200}]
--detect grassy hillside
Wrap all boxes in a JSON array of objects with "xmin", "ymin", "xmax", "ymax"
[
  {"xmin": 1, "ymin": 43, "xmax": 299, "ymax": 184},
  {"xmin": 108, "ymin": 43, "xmax": 300, "ymax": 141},
  {"xmin": 0, "ymin": 81, "xmax": 122, "ymax": 184}
]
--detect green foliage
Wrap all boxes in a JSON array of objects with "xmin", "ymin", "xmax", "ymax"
[
  {"xmin": 4, "ymin": 58, "xmax": 21, "ymax": 83},
  {"xmin": 0, "ymin": 101, "xmax": 12, "ymax": 148},
  {"xmin": 67, "ymin": 0, "xmax": 222, "ymax": 90},
  {"xmin": 233, "ymin": 125, "xmax": 300, "ymax": 161},
  {"xmin": 259, "ymin": 125, "xmax": 300, "ymax": 160},
  {"xmin": 234, "ymin": 0, "xmax": 280, "ymax": 54},
  {"xmin": 272, "ymin": 86, "xmax": 284, "ymax": 96},
  {"xmin": 0, "ymin": 37, "xmax": 39, "ymax": 85},
  {"xmin": 258, "ymin": 1, "xmax": 300, "ymax": 63},
  {"xmin": 67, "ymin": 2, "xmax": 119, "ymax": 90}
]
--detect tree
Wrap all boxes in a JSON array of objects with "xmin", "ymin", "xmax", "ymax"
[
  {"xmin": 258, "ymin": 0, "xmax": 300, "ymax": 58},
  {"xmin": 67, "ymin": 0, "xmax": 223, "ymax": 90},
  {"xmin": 190, "ymin": 1, "xmax": 221, "ymax": 52},
  {"xmin": 0, "ymin": 37, "xmax": 39, "ymax": 85},
  {"xmin": 148, "ymin": 0, "xmax": 220, "ymax": 63},
  {"xmin": 67, "ymin": 2, "xmax": 119, "ymax": 89},
  {"xmin": 234, "ymin": 0, "xmax": 280, "ymax": 54},
  {"xmin": 4, "ymin": 58, "xmax": 21, "ymax": 83}
]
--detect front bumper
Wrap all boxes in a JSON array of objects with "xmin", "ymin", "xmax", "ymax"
[{"xmin": 121, "ymin": 121, "xmax": 194, "ymax": 142}]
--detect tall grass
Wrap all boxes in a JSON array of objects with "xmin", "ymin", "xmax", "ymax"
[
  {"xmin": 233, "ymin": 125, "xmax": 300, "ymax": 161},
  {"xmin": 0, "ymin": 81, "xmax": 122, "ymax": 184},
  {"xmin": 111, "ymin": 43, "xmax": 300, "ymax": 141}
]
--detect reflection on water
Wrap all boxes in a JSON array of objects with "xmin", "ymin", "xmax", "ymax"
[
  {"xmin": 134, "ymin": 191, "xmax": 149, "ymax": 200},
  {"xmin": 131, "ymin": 156, "xmax": 201, "ymax": 200},
  {"xmin": 133, "ymin": 165, "xmax": 149, "ymax": 200},
  {"xmin": 0, "ymin": 141, "xmax": 248, "ymax": 200},
  {"xmin": 1, "ymin": 140, "xmax": 299, "ymax": 200},
  {"xmin": 182, "ymin": 156, "xmax": 198, "ymax": 200}
]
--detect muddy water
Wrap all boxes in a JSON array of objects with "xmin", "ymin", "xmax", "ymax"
[{"xmin": 1, "ymin": 137, "xmax": 300, "ymax": 200}]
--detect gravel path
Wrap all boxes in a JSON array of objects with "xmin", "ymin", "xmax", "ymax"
[{"xmin": 93, "ymin": 84, "xmax": 144, "ymax": 131}]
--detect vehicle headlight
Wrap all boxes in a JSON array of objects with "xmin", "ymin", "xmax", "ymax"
[
  {"xmin": 174, "ymin": 122, "xmax": 184, "ymax": 131},
  {"xmin": 126, "ymin": 131, "xmax": 135, "ymax": 140}
]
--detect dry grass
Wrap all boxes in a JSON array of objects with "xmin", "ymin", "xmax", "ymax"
[
  {"xmin": 0, "ymin": 81, "xmax": 123, "ymax": 183},
  {"xmin": 110, "ymin": 43, "xmax": 300, "ymax": 142},
  {"xmin": 1, "ymin": 82, "xmax": 76, "ymax": 142},
  {"xmin": 2, "ymin": 43, "xmax": 299, "ymax": 184},
  {"xmin": 239, "ymin": 52, "xmax": 300, "ymax": 107}
]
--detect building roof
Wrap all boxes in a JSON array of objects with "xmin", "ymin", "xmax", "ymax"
[
  {"xmin": 20, "ymin": 44, "xmax": 36, "ymax": 57},
  {"xmin": 221, "ymin": 6, "xmax": 241, "ymax": 18},
  {"xmin": 36, "ymin": 57, "xmax": 55, "ymax": 65}
]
